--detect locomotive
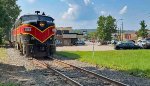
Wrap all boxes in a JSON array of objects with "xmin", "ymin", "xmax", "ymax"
[{"xmin": 10, "ymin": 11, "xmax": 56, "ymax": 57}]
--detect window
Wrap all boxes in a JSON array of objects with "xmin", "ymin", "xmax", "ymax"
[
  {"xmin": 63, "ymin": 30, "xmax": 69, "ymax": 34},
  {"xmin": 22, "ymin": 15, "xmax": 54, "ymax": 22},
  {"xmin": 56, "ymin": 30, "xmax": 62, "ymax": 35}
]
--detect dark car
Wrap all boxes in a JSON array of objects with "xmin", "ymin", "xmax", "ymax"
[
  {"xmin": 115, "ymin": 42, "xmax": 141, "ymax": 50},
  {"xmin": 75, "ymin": 41, "xmax": 85, "ymax": 46}
]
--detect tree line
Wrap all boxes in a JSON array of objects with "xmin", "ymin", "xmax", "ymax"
[
  {"xmin": 0, "ymin": 0, "xmax": 21, "ymax": 44},
  {"xmin": 87, "ymin": 15, "xmax": 149, "ymax": 44}
]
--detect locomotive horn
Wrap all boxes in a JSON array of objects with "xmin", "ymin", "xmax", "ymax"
[
  {"xmin": 42, "ymin": 12, "xmax": 45, "ymax": 15},
  {"xmin": 35, "ymin": 11, "xmax": 40, "ymax": 15}
]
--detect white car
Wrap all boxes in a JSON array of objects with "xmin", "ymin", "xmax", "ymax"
[{"xmin": 137, "ymin": 39, "xmax": 150, "ymax": 48}]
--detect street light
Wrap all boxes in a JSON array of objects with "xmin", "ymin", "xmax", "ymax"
[{"xmin": 116, "ymin": 19, "xmax": 123, "ymax": 41}]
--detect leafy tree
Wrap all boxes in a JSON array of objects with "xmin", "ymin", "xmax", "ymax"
[
  {"xmin": 0, "ymin": 0, "xmax": 21, "ymax": 41},
  {"xmin": 97, "ymin": 15, "xmax": 116, "ymax": 44},
  {"xmin": 137, "ymin": 20, "xmax": 148, "ymax": 38},
  {"xmin": 0, "ymin": 28, "xmax": 3, "ymax": 44},
  {"xmin": 73, "ymin": 30, "xmax": 82, "ymax": 34},
  {"xmin": 87, "ymin": 32, "xmax": 97, "ymax": 40}
]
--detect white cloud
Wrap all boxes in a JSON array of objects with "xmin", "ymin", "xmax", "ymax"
[
  {"xmin": 62, "ymin": 4, "xmax": 79, "ymax": 20},
  {"xmin": 62, "ymin": 0, "xmax": 97, "ymax": 21},
  {"xmin": 100, "ymin": 11, "xmax": 106, "ymax": 15},
  {"xmin": 119, "ymin": 5, "xmax": 127, "ymax": 15},
  {"xmin": 26, "ymin": 0, "xmax": 36, "ymax": 3},
  {"xmin": 84, "ymin": 0, "xmax": 91, "ymax": 5}
]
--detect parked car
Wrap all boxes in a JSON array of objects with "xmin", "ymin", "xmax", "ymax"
[
  {"xmin": 111, "ymin": 40, "xmax": 118, "ymax": 45},
  {"xmin": 56, "ymin": 40, "xmax": 62, "ymax": 46},
  {"xmin": 115, "ymin": 42, "xmax": 141, "ymax": 50},
  {"xmin": 75, "ymin": 41, "xmax": 85, "ymax": 46},
  {"xmin": 137, "ymin": 39, "xmax": 150, "ymax": 49}
]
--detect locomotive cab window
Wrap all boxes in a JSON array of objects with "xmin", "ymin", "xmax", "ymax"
[{"xmin": 21, "ymin": 15, "xmax": 54, "ymax": 23}]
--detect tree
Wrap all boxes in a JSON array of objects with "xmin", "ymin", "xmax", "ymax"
[
  {"xmin": 0, "ymin": 0, "xmax": 21, "ymax": 41},
  {"xmin": 87, "ymin": 32, "xmax": 97, "ymax": 40},
  {"xmin": 0, "ymin": 28, "xmax": 3, "ymax": 44},
  {"xmin": 137, "ymin": 20, "xmax": 148, "ymax": 38},
  {"xmin": 97, "ymin": 15, "xmax": 116, "ymax": 44}
]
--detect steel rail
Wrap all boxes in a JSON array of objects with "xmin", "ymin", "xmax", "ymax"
[
  {"xmin": 31, "ymin": 58, "xmax": 83, "ymax": 86},
  {"xmin": 50, "ymin": 57, "xmax": 128, "ymax": 86}
]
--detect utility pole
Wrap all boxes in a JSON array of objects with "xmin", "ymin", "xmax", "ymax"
[
  {"xmin": 120, "ymin": 26, "xmax": 122, "ymax": 41},
  {"xmin": 116, "ymin": 19, "xmax": 123, "ymax": 41},
  {"xmin": 121, "ymin": 21, "xmax": 124, "ymax": 41},
  {"xmin": 117, "ymin": 26, "xmax": 120, "ymax": 41}
]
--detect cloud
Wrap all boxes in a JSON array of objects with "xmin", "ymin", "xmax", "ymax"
[
  {"xmin": 62, "ymin": 0, "xmax": 97, "ymax": 21},
  {"xmin": 84, "ymin": 0, "xmax": 91, "ymax": 5},
  {"xmin": 119, "ymin": 5, "xmax": 127, "ymax": 15},
  {"xmin": 62, "ymin": 4, "xmax": 79, "ymax": 20},
  {"xmin": 26, "ymin": 0, "xmax": 36, "ymax": 3},
  {"xmin": 100, "ymin": 11, "xmax": 106, "ymax": 15}
]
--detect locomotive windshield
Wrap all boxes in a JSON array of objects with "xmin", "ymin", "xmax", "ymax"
[{"xmin": 22, "ymin": 15, "xmax": 54, "ymax": 22}]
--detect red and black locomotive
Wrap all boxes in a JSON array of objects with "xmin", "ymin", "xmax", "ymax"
[{"xmin": 11, "ymin": 11, "xmax": 56, "ymax": 57}]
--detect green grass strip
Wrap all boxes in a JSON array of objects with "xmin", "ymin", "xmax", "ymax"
[{"xmin": 56, "ymin": 50, "xmax": 150, "ymax": 78}]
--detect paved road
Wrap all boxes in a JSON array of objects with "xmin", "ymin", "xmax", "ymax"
[{"xmin": 56, "ymin": 43, "xmax": 114, "ymax": 51}]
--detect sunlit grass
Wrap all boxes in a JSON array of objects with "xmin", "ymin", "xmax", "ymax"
[
  {"xmin": 0, "ymin": 48, "xmax": 7, "ymax": 60},
  {"xmin": 56, "ymin": 50, "xmax": 150, "ymax": 78}
]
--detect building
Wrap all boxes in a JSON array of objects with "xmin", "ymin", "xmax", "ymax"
[
  {"xmin": 123, "ymin": 32, "xmax": 137, "ymax": 40},
  {"xmin": 56, "ymin": 27, "xmax": 84, "ymax": 46},
  {"xmin": 112, "ymin": 30, "xmax": 137, "ymax": 41}
]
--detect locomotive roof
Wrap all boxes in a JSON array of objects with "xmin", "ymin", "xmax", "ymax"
[{"xmin": 20, "ymin": 14, "xmax": 54, "ymax": 21}]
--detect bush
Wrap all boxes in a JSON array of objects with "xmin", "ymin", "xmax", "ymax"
[{"xmin": 0, "ymin": 35, "xmax": 2, "ymax": 44}]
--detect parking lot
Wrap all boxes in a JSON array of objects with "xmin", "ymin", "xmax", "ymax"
[{"xmin": 56, "ymin": 42, "xmax": 114, "ymax": 51}]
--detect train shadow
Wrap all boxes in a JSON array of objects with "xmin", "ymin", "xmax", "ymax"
[
  {"xmin": 31, "ymin": 56, "xmax": 53, "ymax": 61},
  {"xmin": 0, "ymin": 62, "xmax": 58, "ymax": 85}
]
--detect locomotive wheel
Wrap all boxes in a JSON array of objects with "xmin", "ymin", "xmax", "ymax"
[{"xmin": 49, "ymin": 45, "xmax": 56, "ymax": 56}]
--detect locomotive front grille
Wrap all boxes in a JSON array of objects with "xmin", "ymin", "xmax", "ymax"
[{"xmin": 37, "ymin": 44, "xmax": 47, "ymax": 52}]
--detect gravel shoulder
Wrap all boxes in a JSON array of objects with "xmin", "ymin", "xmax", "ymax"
[
  {"xmin": 0, "ymin": 48, "xmax": 71, "ymax": 86},
  {"xmin": 54, "ymin": 55, "xmax": 150, "ymax": 86}
]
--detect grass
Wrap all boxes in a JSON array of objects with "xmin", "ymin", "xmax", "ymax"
[
  {"xmin": 0, "ymin": 48, "xmax": 18, "ymax": 86},
  {"xmin": 0, "ymin": 82, "xmax": 19, "ymax": 86},
  {"xmin": 56, "ymin": 50, "xmax": 150, "ymax": 78},
  {"xmin": 0, "ymin": 48, "xmax": 7, "ymax": 61}
]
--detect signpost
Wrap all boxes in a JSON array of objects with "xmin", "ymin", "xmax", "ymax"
[{"xmin": 92, "ymin": 39, "xmax": 95, "ymax": 58}]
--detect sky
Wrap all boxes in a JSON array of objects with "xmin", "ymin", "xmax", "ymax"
[{"xmin": 17, "ymin": 0, "xmax": 150, "ymax": 30}]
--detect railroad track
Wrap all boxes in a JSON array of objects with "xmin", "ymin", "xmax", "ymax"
[
  {"xmin": 31, "ymin": 58, "xmax": 82, "ymax": 86},
  {"xmin": 31, "ymin": 57, "xmax": 128, "ymax": 86}
]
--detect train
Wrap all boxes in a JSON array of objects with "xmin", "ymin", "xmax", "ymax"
[{"xmin": 10, "ymin": 11, "xmax": 56, "ymax": 57}]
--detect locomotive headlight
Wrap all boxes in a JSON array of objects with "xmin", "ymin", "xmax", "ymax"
[
  {"xmin": 40, "ymin": 22, "xmax": 45, "ymax": 27},
  {"xmin": 24, "ymin": 27, "xmax": 32, "ymax": 32}
]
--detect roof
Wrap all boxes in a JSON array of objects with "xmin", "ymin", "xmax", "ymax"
[
  {"xmin": 20, "ymin": 14, "xmax": 54, "ymax": 21},
  {"xmin": 56, "ymin": 27, "xmax": 72, "ymax": 31}
]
